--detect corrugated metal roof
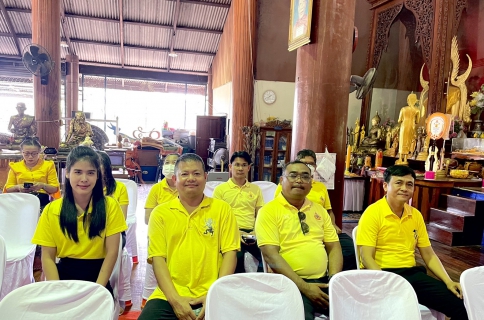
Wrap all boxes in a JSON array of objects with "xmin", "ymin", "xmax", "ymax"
[
  {"xmin": 170, "ymin": 53, "xmax": 213, "ymax": 72},
  {"xmin": 174, "ymin": 30, "xmax": 220, "ymax": 53},
  {"xmin": 0, "ymin": 11, "xmax": 9, "ymax": 33},
  {"xmin": 124, "ymin": 24, "xmax": 171, "ymax": 48},
  {"xmin": 123, "ymin": 0, "xmax": 175, "ymax": 25},
  {"xmin": 66, "ymin": 17, "xmax": 120, "ymax": 43},
  {"xmin": 125, "ymin": 47, "xmax": 168, "ymax": 69},
  {"xmin": 3, "ymin": 0, "xmax": 30, "ymax": 9},
  {"xmin": 178, "ymin": 3, "xmax": 228, "ymax": 30},
  {"xmin": 0, "ymin": 36, "xmax": 18, "ymax": 55},
  {"xmin": 8, "ymin": 11, "xmax": 31, "ymax": 34},
  {"xmin": 63, "ymin": 0, "xmax": 119, "ymax": 19},
  {"xmin": 72, "ymin": 42, "xmax": 121, "ymax": 65}
]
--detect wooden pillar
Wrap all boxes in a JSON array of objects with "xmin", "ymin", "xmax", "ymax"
[
  {"xmin": 65, "ymin": 54, "xmax": 79, "ymax": 129},
  {"xmin": 32, "ymin": 0, "xmax": 61, "ymax": 148},
  {"xmin": 208, "ymin": 66, "xmax": 213, "ymax": 115},
  {"xmin": 292, "ymin": 0, "xmax": 356, "ymax": 226},
  {"xmin": 230, "ymin": 0, "xmax": 256, "ymax": 154}
]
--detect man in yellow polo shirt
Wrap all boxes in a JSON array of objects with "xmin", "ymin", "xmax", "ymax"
[
  {"xmin": 256, "ymin": 161, "xmax": 342, "ymax": 320},
  {"xmin": 357, "ymin": 165, "xmax": 468, "ymax": 320},
  {"xmin": 139, "ymin": 154, "xmax": 239, "ymax": 320},
  {"xmin": 213, "ymin": 151, "xmax": 264, "ymax": 273},
  {"xmin": 142, "ymin": 153, "xmax": 179, "ymax": 307},
  {"xmin": 274, "ymin": 149, "xmax": 356, "ymax": 270}
]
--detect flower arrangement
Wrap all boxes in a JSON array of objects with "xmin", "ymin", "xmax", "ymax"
[{"xmin": 469, "ymin": 84, "xmax": 484, "ymax": 117}]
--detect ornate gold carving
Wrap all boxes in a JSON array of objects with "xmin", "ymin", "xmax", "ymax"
[
  {"xmin": 372, "ymin": 4, "xmax": 403, "ymax": 68},
  {"xmin": 419, "ymin": 64, "xmax": 429, "ymax": 123},
  {"xmin": 448, "ymin": 36, "xmax": 472, "ymax": 122}
]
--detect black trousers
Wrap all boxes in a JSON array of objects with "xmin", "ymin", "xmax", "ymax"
[
  {"xmin": 139, "ymin": 299, "xmax": 202, "ymax": 320},
  {"xmin": 236, "ymin": 229, "xmax": 263, "ymax": 273},
  {"xmin": 57, "ymin": 257, "xmax": 113, "ymax": 297},
  {"xmin": 339, "ymin": 232, "xmax": 357, "ymax": 271},
  {"xmin": 301, "ymin": 277, "xmax": 329, "ymax": 320},
  {"xmin": 383, "ymin": 266, "xmax": 468, "ymax": 320}
]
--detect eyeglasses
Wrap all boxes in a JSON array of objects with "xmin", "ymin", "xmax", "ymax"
[
  {"xmin": 22, "ymin": 152, "xmax": 39, "ymax": 158},
  {"xmin": 284, "ymin": 173, "xmax": 312, "ymax": 183},
  {"xmin": 233, "ymin": 163, "xmax": 249, "ymax": 168},
  {"xmin": 298, "ymin": 211, "xmax": 310, "ymax": 235}
]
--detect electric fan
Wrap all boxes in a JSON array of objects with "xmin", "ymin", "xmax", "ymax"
[
  {"xmin": 349, "ymin": 68, "xmax": 377, "ymax": 99},
  {"xmin": 22, "ymin": 43, "xmax": 54, "ymax": 85}
]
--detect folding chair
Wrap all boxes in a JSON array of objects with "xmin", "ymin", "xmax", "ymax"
[{"xmin": 252, "ymin": 181, "xmax": 277, "ymax": 203}]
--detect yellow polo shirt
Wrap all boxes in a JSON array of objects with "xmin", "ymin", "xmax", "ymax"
[
  {"xmin": 148, "ymin": 197, "xmax": 240, "ymax": 301},
  {"xmin": 105, "ymin": 181, "xmax": 129, "ymax": 206},
  {"xmin": 212, "ymin": 179, "xmax": 264, "ymax": 230},
  {"xmin": 32, "ymin": 197, "xmax": 128, "ymax": 259},
  {"xmin": 274, "ymin": 180, "xmax": 332, "ymax": 210},
  {"xmin": 5, "ymin": 159, "xmax": 59, "ymax": 194},
  {"xmin": 255, "ymin": 194, "xmax": 338, "ymax": 279},
  {"xmin": 145, "ymin": 178, "xmax": 178, "ymax": 209},
  {"xmin": 356, "ymin": 197, "xmax": 431, "ymax": 269}
]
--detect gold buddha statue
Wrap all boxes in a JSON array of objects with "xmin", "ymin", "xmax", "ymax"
[
  {"xmin": 359, "ymin": 112, "xmax": 385, "ymax": 152},
  {"xmin": 396, "ymin": 93, "xmax": 420, "ymax": 165},
  {"xmin": 7, "ymin": 102, "xmax": 37, "ymax": 144},
  {"xmin": 63, "ymin": 112, "xmax": 93, "ymax": 148}
]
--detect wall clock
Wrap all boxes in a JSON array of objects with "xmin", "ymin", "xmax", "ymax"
[{"xmin": 263, "ymin": 90, "xmax": 276, "ymax": 105}]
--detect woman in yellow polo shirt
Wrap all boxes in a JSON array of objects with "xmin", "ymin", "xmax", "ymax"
[
  {"xmin": 32, "ymin": 146, "xmax": 127, "ymax": 294},
  {"xmin": 4, "ymin": 137, "xmax": 59, "ymax": 208}
]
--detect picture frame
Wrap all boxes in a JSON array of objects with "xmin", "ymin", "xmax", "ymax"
[{"xmin": 288, "ymin": 0, "xmax": 313, "ymax": 51}]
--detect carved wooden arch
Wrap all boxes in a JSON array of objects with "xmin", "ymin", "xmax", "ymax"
[{"xmin": 371, "ymin": 4, "xmax": 403, "ymax": 68}]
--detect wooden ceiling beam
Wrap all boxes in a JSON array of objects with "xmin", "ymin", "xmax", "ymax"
[
  {"xmin": 5, "ymin": 7, "xmax": 223, "ymax": 35},
  {"xmin": 168, "ymin": 0, "xmax": 231, "ymax": 9},
  {"xmin": 0, "ymin": 0, "xmax": 22, "ymax": 55}
]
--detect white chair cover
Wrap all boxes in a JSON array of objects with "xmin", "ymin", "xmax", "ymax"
[
  {"xmin": 205, "ymin": 273, "xmax": 304, "ymax": 320},
  {"xmin": 329, "ymin": 270, "xmax": 421, "ymax": 320},
  {"xmin": 203, "ymin": 181, "xmax": 223, "ymax": 197},
  {"xmin": 119, "ymin": 247, "xmax": 132, "ymax": 303},
  {"xmin": 0, "ymin": 235, "xmax": 6, "ymax": 294},
  {"xmin": 0, "ymin": 280, "xmax": 114, "ymax": 320},
  {"xmin": 343, "ymin": 179, "xmax": 365, "ymax": 211},
  {"xmin": 352, "ymin": 226, "xmax": 445, "ymax": 320},
  {"xmin": 0, "ymin": 193, "xmax": 39, "ymax": 300},
  {"xmin": 252, "ymin": 181, "xmax": 277, "ymax": 203},
  {"xmin": 460, "ymin": 266, "xmax": 484, "ymax": 320},
  {"xmin": 142, "ymin": 263, "xmax": 157, "ymax": 300},
  {"xmin": 116, "ymin": 179, "xmax": 138, "ymax": 258}
]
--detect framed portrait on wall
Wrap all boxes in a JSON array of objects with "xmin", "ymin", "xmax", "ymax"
[{"xmin": 288, "ymin": 0, "xmax": 313, "ymax": 51}]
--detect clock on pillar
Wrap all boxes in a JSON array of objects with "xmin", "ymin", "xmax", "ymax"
[{"xmin": 263, "ymin": 90, "xmax": 276, "ymax": 105}]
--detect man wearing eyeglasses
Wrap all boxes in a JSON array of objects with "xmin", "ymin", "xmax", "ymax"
[
  {"xmin": 275, "ymin": 149, "xmax": 357, "ymax": 270},
  {"xmin": 256, "ymin": 161, "xmax": 343, "ymax": 320},
  {"xmin": 213, "ymin": 151, "xmax": 265, "ymax": 273}
]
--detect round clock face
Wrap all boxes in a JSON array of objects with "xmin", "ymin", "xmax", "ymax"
[{"xmin": 263, "ymin": 90, "xmax": 276, "ymax": 104}]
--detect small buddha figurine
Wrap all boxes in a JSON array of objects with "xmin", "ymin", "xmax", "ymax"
[
  {"xmin": 385, "ymin": 128, "xmax": 392, "ymax": 150},
  {"xmin": 7, "ymin": 102, "xmax": 37, "ymax": 144},
  {"xmin": 359, "ymin": 112, "xmax": 385, "ymax": 152},
  {"xmin": 396, "ymin": 93, "xmax": 420, "ymax": 165},
  {"xmin": 360, "ymin": 125, "xmax": 366, "ymax": 146},
  {"xmin": 64, "ymin": 111, "xmax": 93, "ymax": 148},
  {"xmin": 353, "ymin": 119, "xmax": 360, "ymax": 149}
]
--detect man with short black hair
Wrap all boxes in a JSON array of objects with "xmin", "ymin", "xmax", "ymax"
[
  {"xmin": 357, "ymin": 165, "xmax": 468, "ymax": 320},
  {"xmin": 256, "ymin": 161, "xmax": 343, "ymax": 320}
]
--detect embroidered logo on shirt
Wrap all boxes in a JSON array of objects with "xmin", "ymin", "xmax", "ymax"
[
  {"xmin": 204, "ymin": 218, "xmax": 214, "ymax": 236},
  {"xmin": 314, "ymin": 213, "xmax": 321, "ymax": 220}
]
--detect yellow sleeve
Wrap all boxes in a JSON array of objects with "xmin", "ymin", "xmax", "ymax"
[
  {"xmin": 145, "ymin": 183, "xmax": 160, "ymax": 209},
  {"xmin": 116, "ymin": 182, "xmax": 129, "ymax": 206},
  {"xmin": 255, "ymin": 187, "xmax": 264, "ymax": 207},
  {"xmin": 321, "ymin": 206, "xmax": 338, "ymax": 242},
  {"xmin": 31, "ymin": 203, "xmax": 56, "ymax": 247},
  {"xmin": 322, "ymin": 187, "xmax": 332, "ymax": 210},
  {"xmin": 274, "ymin": 184, "xmax": 282, "ymax": 198},
  {"xmin": 148, "ymin": 205, "xmax": 167, "ymax": 258},
  {"xmin": 356, "ymin": 205, "xmax": 379, "ymax": 247},
  {"xmin": 46, "ymin": 161, "xmax": 60, "ymax": 188},
  {"xmin": 212, "ymin": 184, "xmax": 223, "ymax": 200},
  {"xmin": 219, "ymin": 202, "xmax": 241, "ymax": 254},
  {"xmin": 4, "ymin": 165, "xmax": 18, "ymax": 190},
  {"xmin": 254, "ymin": 206, "xmax": 280, "ymax": 246},
  {"xmin": 105, "ymin": 197, "xmax": 128, "ymax": 236},
  {"xmin": 415, "ymin": 209, "xmax": 431, "ymax": 248}
]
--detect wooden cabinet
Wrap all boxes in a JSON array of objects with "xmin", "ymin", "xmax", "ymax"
[
  {"xmin": 254, "ymin": 127, "xmax": 292, "ymax": 183},
  {"xmin": 195, "ymin": 116, "xmax": 226, "ymax": 166}
]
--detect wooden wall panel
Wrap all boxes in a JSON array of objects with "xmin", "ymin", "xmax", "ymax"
[{"xmin": 212, "ymin": 5, "xmax": 233, "ymax": 89}]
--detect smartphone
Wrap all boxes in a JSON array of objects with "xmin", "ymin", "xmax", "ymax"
[{"xmin": 24, "ymin": 182, "xmax": 33, "ymax": 189}]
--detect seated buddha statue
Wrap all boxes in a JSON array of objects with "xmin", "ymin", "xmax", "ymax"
[
  {"xmin": 7, "ymin": 102, "xmax": 37, "ymax": 144},
  {"xmin": 359, "ymin": 112, "xmax": 385, "ymax": 152},
  {"xmin": 62, "ymin": 112, "xmax": 93, "ymax": 148}
]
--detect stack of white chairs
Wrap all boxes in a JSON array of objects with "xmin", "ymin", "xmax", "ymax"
[
  {"xmin": 204, "ymin": 181, "xmax": 223, "ymax": 197},
  {"xmin": 0, "ymin": 235, "xmax": 6, "ymax": 295},
  {"xmin": 0, "ymin": 280, "xmax": 114, "ymax": 319},
  {"xmin": 329, "ymin": 270, "xmax": 422, "ymax": 319},
  {"xmin": 460, "ymin": 266, "xmax": 484, "ymax": 320},
  {"xmin": 205, "ymin": 273, "xmax": 304, "ymax": 320},
  {"xmin": 252, "ymin": 181, "xmax": 277, "ymax": 203},
  {"xmin": 0, "ymin": 193, "xmax": 40, "ymax": 300},
  {"xmin": 352, "ymin": 226, "xmax": 445, "ymax": 320}
]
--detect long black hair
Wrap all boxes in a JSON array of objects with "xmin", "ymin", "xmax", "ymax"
[
  {"xmin": 97, "ymin": 151, "xmax": 117, "ymax": 196},
  {"xmin": 60, "ymin": 146, "xmax": 106, "ymax": 242}
]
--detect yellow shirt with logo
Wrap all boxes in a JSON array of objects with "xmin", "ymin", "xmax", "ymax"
[
  {"xmin": 32, "ymin": 196, "xmax": 128, "ymax": 259},
  {"xmin": 274, "ymin": 180, "xmax": 332, "ymax": 211},
  {"xmin": 148, "ymin": 197, "xmax": 240, "ymax": 301},
  {"xmin": 255, "ymin": 194, "xmax": 338, "ymax": 279},
  {"xmin": 5, "ymin": 159, "xmax": 59, "ymax": 194},
  {"xmin": 356, "ymin": 197, "xmax": 431, "ymax": 269},
  {"xmin": 212, "ymin": 179, "xmax": 264, "ymax": 230},
  {"xmin": 145, "ymin": 178, "xmax": 178, "ymax": 209},
  {"xmin": 105, "ymin": 181, "xmax": 129, "ymax": 206}
]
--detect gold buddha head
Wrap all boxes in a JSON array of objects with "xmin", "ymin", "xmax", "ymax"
[
  {"xmin": 74, "ymin": 111, "xmax": 86, "ymax": 122},
  {"xmin": 407, "ymin": 92, "xmax": 418, "ymax": 107},
  {"xmin": 16, "ymin": 102, "xmax": 26, "ymax": 114},
  {"xmin": 371, "ymin": 112, "xmax": 381, "ymax": 126}
]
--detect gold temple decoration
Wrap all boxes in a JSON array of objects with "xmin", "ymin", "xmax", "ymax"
[
  {"xmin": 419, "ymin": 64, "xmax": 429, "ymax": 126},
  {"xmin": 396, "ymin": 93, "xmax": 420, "ymax": 165},
  {"xmin": 447, "ymin": 36, "xmax": 472, "ymax": 122}
]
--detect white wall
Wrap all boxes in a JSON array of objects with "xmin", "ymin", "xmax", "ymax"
[
  {"xmin": 253, "ymin": 80, "xmax": 295, "ymax": 123},
  {"xmin": 213, "ymin": 81, "xmax": 232, "ymax": 117}
]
